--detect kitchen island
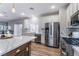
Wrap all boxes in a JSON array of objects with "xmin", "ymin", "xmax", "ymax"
[{"xmin": 0, "ymin": 36, "xmax": 36, "ymax": 56}]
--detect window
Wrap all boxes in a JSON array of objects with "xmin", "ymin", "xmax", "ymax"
[
  {"xmin": 0, "ymin": 25, "xmax": 3, "ymax": 31},
  {"xmin": 14, "ymin": 24, "xmax": 22, "ymax": 36},
  {"xmin": 30, "ymin": 24, "xmax": 39, "ymax": 33}
]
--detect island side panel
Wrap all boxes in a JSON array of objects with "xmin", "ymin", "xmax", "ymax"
[{"xmin": 2, "ymin": 41, "xmax": 31, "ymax": 56}]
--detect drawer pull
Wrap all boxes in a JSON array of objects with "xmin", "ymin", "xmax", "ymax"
[
  {"xmin": 26, "ymin": 47, "xmax": 28, "ymax": 51},
  {"xmin": 16, "ymin": 49, "xmax": 21, "ymax": 53}
]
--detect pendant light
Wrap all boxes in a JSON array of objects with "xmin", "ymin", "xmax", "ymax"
[{"xmin": 12, "ymin": 3, "xmax": 16, "ymax": 13}]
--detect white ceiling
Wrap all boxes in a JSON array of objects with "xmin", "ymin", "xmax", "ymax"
[{"xmin": 0, "ymin": 3, "xmax": 68, "ymax": 22}]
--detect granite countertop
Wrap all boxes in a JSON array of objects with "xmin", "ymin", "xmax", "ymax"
[
  {"xmin": 61, "ymin": 35, "xmax": 79, "ymax": 45},
  {"xmin": 61, "ymin": 35, "xmax": 79, "ymax": 55},
  {"xmin": 61, "ymin": 35, "xmax": 79, "ymax": 39},
  {"xmin": 0, "ymin": 36, "xmax": 36, "ymax": 56}
]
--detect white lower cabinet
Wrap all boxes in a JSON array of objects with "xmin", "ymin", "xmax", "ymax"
[{"xmin": 74, "ymin": 49, "xmax": 79, "ymax": 56}]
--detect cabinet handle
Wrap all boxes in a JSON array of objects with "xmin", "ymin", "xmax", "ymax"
[
  {"xmin": 16, "ymin": 49, "xmax": 21, "ymax": 53},
  {"xmin": 26, "ymin": 47, "xmax": 28, "ymax": 51}
]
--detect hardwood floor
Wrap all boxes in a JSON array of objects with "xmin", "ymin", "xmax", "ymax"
[{"xmin": 31, "ymin": 43, "xmax": 60, "ymax": 56}]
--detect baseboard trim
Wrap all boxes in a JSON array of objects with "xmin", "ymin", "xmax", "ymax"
[{"xmin": 48, "ymin": 46, "xmax": 59, "ymax": 48}]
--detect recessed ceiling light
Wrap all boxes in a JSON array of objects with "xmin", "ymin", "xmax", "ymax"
[
  {"xmin": 30, "ymin": 7, "xmax": 34, "ymax": 10},
  {"xmin": 20, "ymin": 13, "xmax": 25, "ymax": 16},
  {"xmin": 0, "ymin": 13, "xmax": 4, "ymax": 16},
  {"xmin": 51, "ymin": 5, "xmax": 55, "ymax": 9}
]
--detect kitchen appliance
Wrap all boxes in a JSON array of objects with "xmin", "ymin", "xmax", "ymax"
[
  {"xmin": 45, "ymin": 22, "xmax": 60, "ymax": 48},
  {"xmin": 71, "ymin": 10, "xmax": 79, "ymax": 25},
  {"xmin": 67, "ymin": 10, "xmax": 79, "ymax": 29}
]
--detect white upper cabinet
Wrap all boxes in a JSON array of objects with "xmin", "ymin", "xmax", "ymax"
[
  {"xmin": 66, "ymin": 4, "xmax": 71, "ymax": 27},
  {"xmin": 69, "ymin": 4, "xmax": 73, "ymax": 17},
  {"xmin": 66, "ymin": 3, "xmax": 78, "ymax": 27},
  {"xmin": 78, "ymin": 3, "xmax": 79, "ymax": 10},
  {"xmin": 72, "ymin": 3, "xmax": 78, "ymax": 15}
]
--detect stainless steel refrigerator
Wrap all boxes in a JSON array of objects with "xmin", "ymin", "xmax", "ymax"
[{"xmin": 45, "ymin": 22, "xmax": 60, "ymax": 48}]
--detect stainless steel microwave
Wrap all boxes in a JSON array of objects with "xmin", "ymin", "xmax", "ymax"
[{"xmin": 71, "ymin": 10, "xmax": 79, "ymax": 25}]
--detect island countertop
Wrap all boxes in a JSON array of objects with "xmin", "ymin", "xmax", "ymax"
[{"xmin": 0, "ymin": 36, "xmax": 36, "ymax": 56}]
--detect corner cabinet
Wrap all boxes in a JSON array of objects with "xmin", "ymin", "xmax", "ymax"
[
  {"xmin": 66, "ymin": 3, "xmax": 78, "ymax": 27},
  {"xmin": 78, "ymin": 3, "xmax": 79, "ymax": 10},
  {"xmin": 3, "ymin": 41, "xmax": 31, "ymax": 56},
  {"xmin": 67, "ymin": 3, "xmax": 78, "ymax": 18},
  {"xmin": 66, "ymin": 4, "xmax": 72, "ymax": 27},
  {"xmin": 72, "ymin": 3, "xmax": 78, "ymax": 15}
]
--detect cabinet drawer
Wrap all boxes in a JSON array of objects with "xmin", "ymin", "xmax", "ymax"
[
  {"xmin": 3, "ymin": 48, "xmax": 21, "ymax": 56},
  {"xmin": 3, "ymin": 42, "xmax": 30, "ymax": 56}
]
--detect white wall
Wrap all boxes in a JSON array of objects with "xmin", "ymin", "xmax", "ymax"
[
  {"xmin": 8, "ymin": 14, "xmax": 59, "ymax": 44},
  {"xmin": 39, "ymin": 14, "xmax": 59, "ymax": 44},
  {"xmin": 8, "ymin": 16, "xmax": 40, "ymax": 35},
  {"xmin": 8, "ymin": 19, "xmax": 24, "ymax": 35},
  {"xmin": 24, "ymin": 16, "xmax": 39, "ymax": 34}
]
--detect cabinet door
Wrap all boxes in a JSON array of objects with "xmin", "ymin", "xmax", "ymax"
[
  {"xmin": 66, "ymin": 3, "xmax": 78, "ymax": 27},
  {"xmin": 78, "ymin": 3, "xmax": 79, "ymax": 10},
  {"xmin": 35, "ymin": 34, "xmax": 41, "ymax": 43},
  {"xmin": 66, "ymin": 4, "xmax": 71, "ymax": 27},
  {"xmin": 69, "ymin": 4, "xmax": 73, "ymax": 17},
  {"xmin": 16, "ymin": 47, "xmax": 29, "ymax": 56},
  {"xmin": 72, "ymin": 3, "xmax": 78, "ymax": 15}
]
